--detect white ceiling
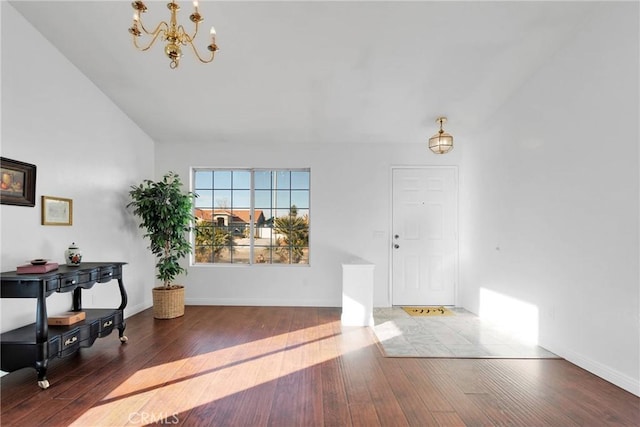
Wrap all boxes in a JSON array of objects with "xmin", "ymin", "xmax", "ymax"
[{"xmin": 9, "ymin": 1, "xmax": 600, "ymax": 145}]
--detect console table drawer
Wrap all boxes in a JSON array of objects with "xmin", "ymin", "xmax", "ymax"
[
  {"xmin": 59, "ymin": 328, "xmax": 81, "ymax": 357},
  {"xmin": 99, "ymin": 314, "xmax": 116, "ymax": 336},
  {"xmin": 98, "ymin": 266, "xmax": 116, "ymax": 283},
  {"xmin": 76, "ymin": 269, "xmax": 99, "ymax": 285},
  {"xmin": 59, "ymin": 272, "xmax": 81, "ymax": 291},
  {"xmin": 43, "ymin": 268, "xmax": 100, "ymax": 293}
]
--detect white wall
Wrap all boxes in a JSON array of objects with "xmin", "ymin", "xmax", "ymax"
[
  {"xmin": 155, "ymin": 141, "xmax": 461, "ymax": 307},
  {"xmin": 1, "ymin": 3, "xmax": 155, "ymax": 333},
  {"xmin": 459, "ymin": 3, "xmax": 639, "ymax": 395}
]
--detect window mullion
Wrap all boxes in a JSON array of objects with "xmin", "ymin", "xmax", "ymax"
[{"xmin": 249, "ymin": 169, "xmax": 255, "ymax": 264}]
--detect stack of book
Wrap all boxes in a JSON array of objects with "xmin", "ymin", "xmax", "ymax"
[
  {"xmin": 16, "ymin": 262, "xmax": 59, "ymax": 274},
  {"xmin": 48, "ymin": 311, "xmax": 86, "ymax": 326}
]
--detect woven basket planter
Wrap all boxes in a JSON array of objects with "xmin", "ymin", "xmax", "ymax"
[{"xmin": 152, "ymin": 285, "xmax": 185, "ymax": 319}]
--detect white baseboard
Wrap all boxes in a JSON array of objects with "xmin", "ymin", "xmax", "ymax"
[
  {"xmin": 545, "ymin": 343, "xmax": 640, "ymax": 397},
  {"xmin": 123, "ymin": 301, "xmax": 152, "ymax": 318},
  {"xmin": 185, "ymin": 297, "xmax": 340, "ymax": 307}
]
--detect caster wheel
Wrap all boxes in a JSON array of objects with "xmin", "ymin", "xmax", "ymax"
[
  {"xmin": 120, "ymin": 336, "xmax": 128, "ymax": 343},
  {"xmin": 38, "ymin": 379, "xmax": 50, "ymax": 389}
]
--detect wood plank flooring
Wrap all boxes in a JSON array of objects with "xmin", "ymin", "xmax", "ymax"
[{"xmin": 1, "ymin": 306, "xmax": 638, "ymax": 426}]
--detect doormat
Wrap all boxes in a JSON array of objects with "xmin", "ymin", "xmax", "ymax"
[{"xmin": 402, "ymin": 306, "xmax": 454, "ymax": 316}]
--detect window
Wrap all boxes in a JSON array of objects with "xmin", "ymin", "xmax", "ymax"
[{"xmin": 193, "ymin": 169, "xmax": 310, "ymax": 265}]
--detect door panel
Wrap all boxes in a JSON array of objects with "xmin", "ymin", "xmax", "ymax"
[{"xmin": 392, "ymin": 167, "xmax": 458, "ymax": 306}]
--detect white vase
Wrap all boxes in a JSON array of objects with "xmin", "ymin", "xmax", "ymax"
[{"xmin": 65, "ymin": 242, "xmax": 82, "ymax": 266}]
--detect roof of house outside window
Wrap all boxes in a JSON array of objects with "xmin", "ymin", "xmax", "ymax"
[{"xmin": 195, "ymin": 209, "xmax": 265, "ymax": 224}]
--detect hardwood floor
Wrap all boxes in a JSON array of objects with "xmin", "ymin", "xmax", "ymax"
[{"xmin": 1, "ymin": 306, "xmax": 638, "ymax": 426}]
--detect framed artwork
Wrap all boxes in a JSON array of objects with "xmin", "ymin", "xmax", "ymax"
[
  {"xmin": 0, "ymin": 157, "xmax": 37, "ymax": 207},
  {"xmin": 42, "ymin": 196, "xmax": 73, "ymax": 226}
]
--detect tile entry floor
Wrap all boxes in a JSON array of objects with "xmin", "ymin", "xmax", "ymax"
[{"xmin": 372, "ymin": 307, "xmax": 559, "ymax": 359}]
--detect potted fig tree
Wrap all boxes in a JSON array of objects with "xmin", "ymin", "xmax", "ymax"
[{"xmin": 128, "ymin": 171, "xmax": 196, "ymax": 319}]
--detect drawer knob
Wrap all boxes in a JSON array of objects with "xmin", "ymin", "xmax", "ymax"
[
  {"xmin": 64, "ymin": 336, "xmax": 78, "ymax": 346},
  {"xmin": 103, "ymin": 320, "xmax": 113, "ymax": 328}
]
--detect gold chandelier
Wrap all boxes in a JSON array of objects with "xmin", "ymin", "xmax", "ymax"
[
  {"xmin": 428, "ymin": 117, "xmax": 454, "ymax": 154},
  {"xmin": 129, "ymin": 1, "xmax": 219, "ymax": 69}
]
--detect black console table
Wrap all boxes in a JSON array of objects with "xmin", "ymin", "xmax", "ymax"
[{"xmin": 0, "ymin": 262, "xmax": 128, "ymax": 389}]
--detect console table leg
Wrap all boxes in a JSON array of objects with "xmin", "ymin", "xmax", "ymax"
[
  {"xmin": 117, "ymin": 278, "xmax": 128, "ymax": 311},
  {"xmin": 35, "ymin": 361, "xmax": 49, "ymax": 389},
  {"xmin": 118, "ymin": 321, "xmax": 128, "ymax": 343},
  {"xmin": 35, "ymin": 285, "xmax": 50, "ymax": 390}
]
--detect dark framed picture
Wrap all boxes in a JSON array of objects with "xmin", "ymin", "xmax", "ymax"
[{"xmin": 0, "ymin": 157, "xmax": 37, "ymax": 207}]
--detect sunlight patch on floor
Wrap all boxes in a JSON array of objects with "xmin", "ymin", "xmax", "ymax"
[{"xmin": 68, "ymin": 322, "xmax": 371, "ymax": 426}]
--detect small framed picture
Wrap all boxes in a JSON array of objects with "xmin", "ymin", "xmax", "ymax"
[
  {"xmin": 42, "ymin": 196, "xmax": 73, "ymax": 226},
  {"xmin": 0, "ymin": 157, "xmax": 37, "ymax": 207}
]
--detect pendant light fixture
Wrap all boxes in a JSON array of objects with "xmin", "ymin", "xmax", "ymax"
[{"xmin": 429, "ymin": 117, "xmax": 454, "ymax": 154}]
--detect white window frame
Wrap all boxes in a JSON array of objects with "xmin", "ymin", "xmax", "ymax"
[{"xmin": 191, "ymin": 168, "xmax": 310, "ymax": 266}]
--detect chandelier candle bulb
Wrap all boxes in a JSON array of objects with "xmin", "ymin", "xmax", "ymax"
[{"xmin": 210, "ymin": 26, "xmax": 216, "ymax": 43}]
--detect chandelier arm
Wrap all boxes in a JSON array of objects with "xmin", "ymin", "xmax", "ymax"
[
  {"xmin": 176, "ymin": 25, "xmax": 189, "ymax": 45},
  {"xmin": 186, "ymin": 39, "xmax": 216, "ymax": 63},
  {"xmin": 177, "ymin": 23, "xmax": 200, "ymax": 44},
  {"xmin": 138, "ymin": 19, "xmax": 168, "ymax": 37},
  {"xmin": 133, "ymin": 28, "xmax": 167, "ymax": 52}
]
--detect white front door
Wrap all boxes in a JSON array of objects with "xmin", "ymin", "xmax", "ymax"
[{"xmin": 392, "ymin": 167, "xmax": 458, "ymax": 306}]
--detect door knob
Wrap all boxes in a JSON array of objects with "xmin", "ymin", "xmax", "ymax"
[
  {"xmin": 394, "ymin": 244, "xmax": 400, "ymax": 249},
  {"xmin": 394, "ymin": 234, "xmax": 399, "ymax": 239}
]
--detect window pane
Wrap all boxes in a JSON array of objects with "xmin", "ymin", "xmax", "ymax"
[
  {"xmin": 216, "ymin": 247, "xmax": 233, "ymax": 263},
  {"xmin": 255, "ymin": 246, "xmax": 273, "ymax": 264},
  {"xmin": 259, "ymin": 209, "xmax": 274, "ymax": 226},
  {"xmin": 232, "ymin": 242, "xmax": 251, "ymax": 264},
  {"xmin": 194, "ymin": 190, "xmax": 213, "ymax": 208},
  {"xmin": 255, "ymin": 226, "xmax": 272, "ymax": 241},
  {"xmin": 291, "ymin": 171, "xmax": 309, "ymax": 189},
  {"xmin": 255, "ymin": 171, "xmax": 272, "ymax": 189},
  {"xmin": 255, "ymin": 190, "xmax": 272, "ymax": 208},
  {"xmin": 218, "ymin": 228, "xmax": 235, "ymax": 264},
  {"xmin": 298, "ymin": 247, "xmax": 310, "ymax": 264},
  {"xmin": 291, "ymin": 191, "xmax": 309, "ymax": 209},
  {"xmin": 232, "ymin": 190, "xmax": 250, "ymax": 209},
  {"xmin": 233, "ymin": 170, "xmax": 251, "ymax": 189},
  {"xmin": 213, "ymin": 190, "xmax": 232, "ymax": 209},
  {"xmin": 275, "ymin": 171, "xmax": 290, "ymax": 189},
  {"xmin": 194, "ymin": 170, "xmax": 213, "ymax": 189},
  {"xmin": 276, "ymin": 190, "xmax": 290, "ymax": 210},
  {"xmin": 254, "ymin": 209, "xmax": 268, "ymax": 227},
  {"xmin": 214, "ymin": 171, "xmax": 232, "ymax": 189}
]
